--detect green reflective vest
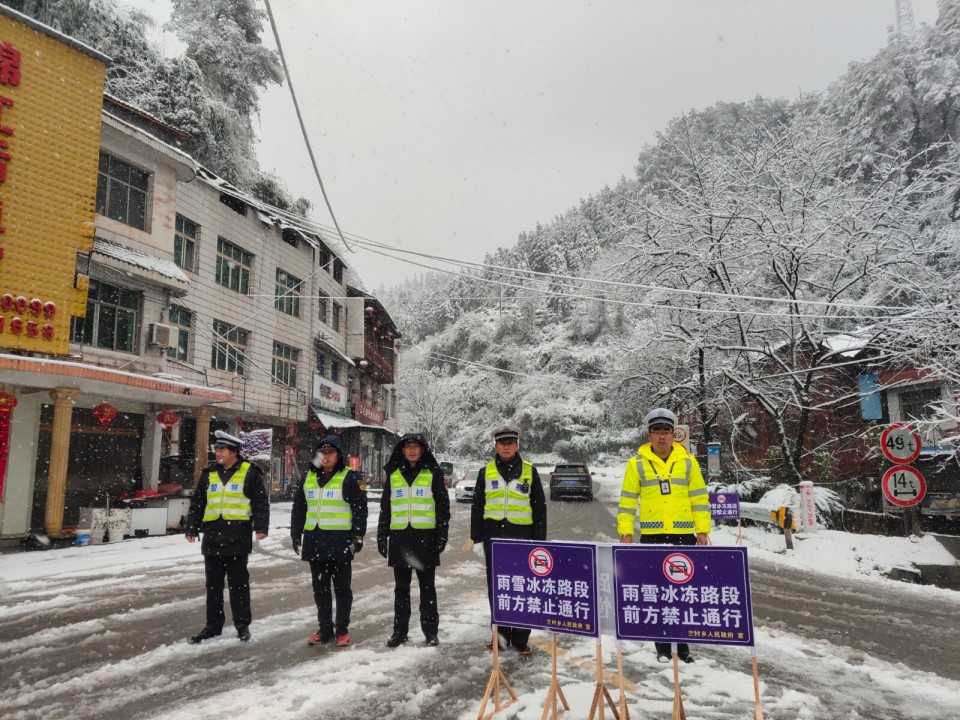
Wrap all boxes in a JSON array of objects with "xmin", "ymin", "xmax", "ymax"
[
  {"xmin": 482, "ymin": 460, "xmax": 533, "ymax": 525},
  {"xmin": 202, "ymin": 462, "xmax": 252, "ymax": 522},
  {"xmin": 389, "ymin": 468, "xmax": 436, "ymax": 530},
  {"xmin": 303, "ymin": 469, "xmax": 352, "ymax": 531}
]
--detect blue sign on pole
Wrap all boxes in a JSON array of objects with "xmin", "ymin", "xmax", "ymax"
[
  {"xmin": 490, "ymin": 539, "xmax": 600, "ymax": 638},
  {"xmin": 612, "ymin": 546, "xmax": 754, "ymax": 646},
  {"xmin": 709, "ymin": 492, "xmax": 741, "ymax": 521}
]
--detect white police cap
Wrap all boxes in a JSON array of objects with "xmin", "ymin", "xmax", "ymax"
[
  {"xmin": 644, "ymin": 408, "xmax": 677, "ymax": 430},
  {"xmin": 212, "ymin": 429, "xmax": 243, "ymax": 450}
]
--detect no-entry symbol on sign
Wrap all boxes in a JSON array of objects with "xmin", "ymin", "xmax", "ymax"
[
  {"xmin": 528, "ymin": 547, "xmax": 554, "ymax": 576},
  {"xmin": 881, "ymin": 465, "xmax": 927, "ymax": 507},
  {"xmin": 662, "ymin": 552, "xmax": 694, "ymax": 584},
  {"xmin": 880, "ymin": 423, "xmax": 922, "ymax": 465}
]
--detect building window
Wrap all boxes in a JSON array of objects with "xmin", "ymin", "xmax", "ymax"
[
  {"xmin": 331, "ymin": 360, "xmax": 340, "ymax": 383},
  {"xmin": 273, "ymin": 341, "xmax": 300, "ymax": 387},
  {"xmin": 216, "ymin": 237, "xmax": 252, "ymax": 294},
  {"xmin": 212, "ymin": 320, "xmax": 248, "ymax": 375},
  {"xmin": 96, "ymin": 153, "xmax": 149, "ymax": 230},
  {"xmin": 275, "ymin": 269, "xmax": 302, "ymax": 317},
  {"xmin": 167, "ymin": 305, "xmax": 192, "ymax": 361},
  {"xmin": 319, "ymin": 246, "xmax": 331, "ymax": 272},
  {"xmin": 899, "ymin": 385, "xmax": 943, "ymax": 421},
  {"xmin": 316, "ymin": 352, "xmax": 326, "ymax": 377},
  {"xmin": 219, "ymin": 192, "xmax": 247, "ymax": 215},
  {"xmin": 70, "ymin": 279, "xmax": 140, "ymax": 353},
  {"xmin": 174, "ymin": 215, "xmax": 198, "ymax": 272},
  {"xmin": 333, "ymin": 258, "xmax": 344, "ymax": 283},
  {"xmin": 318, "ymin": 292, "xmax": 328, "ymax": 323},
  {"xmin": 332, "ymin": 303, "xmax": 341, "ymax": 332}
]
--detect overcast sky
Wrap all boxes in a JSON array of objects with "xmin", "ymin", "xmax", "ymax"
[{"xmin": 135, "ymin": 0, "xmax": 939, "ymax": 291}]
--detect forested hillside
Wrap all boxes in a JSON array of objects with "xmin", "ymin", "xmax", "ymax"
[{"xmin": 383, "ymin": 8, "xmax": 960, "ymax": 476}]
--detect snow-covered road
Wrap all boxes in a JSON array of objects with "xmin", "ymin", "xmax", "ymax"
[{"xmin": 1, "ymin": 469, "xmax": 958, "ymax": 719}]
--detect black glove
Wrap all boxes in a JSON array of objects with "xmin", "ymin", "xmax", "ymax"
[
  {"xmin": 377, "ymin": 536, "xmax": 388, "ymax": 558},
  {"xmin": 350, "ymin": 537, "xmax": 363, "ymax": 555},
  {"xmin": 292, "ymin": 537, "xmax": 301, "ymax": 555},
  {"xmin": 436, "ymin": 538, "xmax": 447, "ymax": 555}
]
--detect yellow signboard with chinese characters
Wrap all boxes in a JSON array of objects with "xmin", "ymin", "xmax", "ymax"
[{"xmin": 0, "ymin": 9, "xmax": 106, "ymax": 354}]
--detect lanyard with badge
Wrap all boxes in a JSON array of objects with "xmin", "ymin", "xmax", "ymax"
[{"xmin": 656, "ymin": 461, "xmax": 676, "ymax": 495}]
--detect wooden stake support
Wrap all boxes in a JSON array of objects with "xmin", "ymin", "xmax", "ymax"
[
  {"xmin": 588, "ymin": 639, "xmax": 623, "ymax": 720},
  {"xmin": 670, "ymin": 644, "xmax": 687, "ymax": 720},
  {"xmin": 540, "ymin": 632, "xmax": 570, "ymax": 720},
  {"xmin": 751, "ymin": 647, "xmax": 764, "ymax": 720},
  {"xmin": 476, "ymin": 625, "xmax": 518, "ymax": 720},
  {"xmin": 616, "ymin": 642, "xmax": 631, "ymax": 720}
]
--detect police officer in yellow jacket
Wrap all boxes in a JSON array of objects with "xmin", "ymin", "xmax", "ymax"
[
  {"xmin": 185, "ymin": 430, "xmax": 270, "ymax": 644},
  {"xmin": 618, "ymin": 408, "xmax": 710, "ymax": 663},
  {"xmin": 291, "ymin": 435, "xmax": 367, "ymax": 648},
  {"xmin": 470, "ymin": 424, "xmax": 547, "ymax": 655}
]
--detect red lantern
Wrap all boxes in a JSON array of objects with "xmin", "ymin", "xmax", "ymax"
[
  {"xmin": 156, "ymin": 408, "xmax": 180, "ymax": 434},
  {"xmin": 235, "ymin": 415, "xmax": 245, "ymax": 430},
  {"xmin": 92, "ymin": 401, "xmax": 118, "ymax": 429}
]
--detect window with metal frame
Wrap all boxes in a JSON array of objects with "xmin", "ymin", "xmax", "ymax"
[
  {"xmin": 318, "ymin": 292, "xmax": 328, "ymax": 323},
  {"xmin": 898, "ymin": 384, "xmax": 944, "ymax": 421},
  {"xmin": 167, "ymin": 305, "xmax": 192, "ymax": 361},
  {"xmin": 273, "ymin": 341, "xmax": 300, "ymax": 387},
  {"xmin": 96, "ymin": 153, "xmax": 149, "ymax": 230},
  {"xmin": 274, "ymin": 268, "xmax": 302, "ymax": 317},
  {"xmin": 332, "ymin": 302, "xmax": 341, "ymax": 332},
  {"xmin": 70, "ymin": 279, "xmax": 140, "ymax": 353},
  {"xmin": 215, "ymin": 237, "xmax": 252, "ymax": 294},
  {"xmin": 211, "ymin": 320, "xmax": 248, "ymax": 374},
  {"xmin": 174, "ymin": 215, "xmax": 198, "ymax": 272}
]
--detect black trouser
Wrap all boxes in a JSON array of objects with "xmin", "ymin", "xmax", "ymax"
[
  {"xmin": 204, "ymin": 554, "xmax": 251, "ymax": 630},
  {"xmin": 393, "ymin": 565, "xmax": 439, "ymax": 636},
  {"xmin": 640, "ymin": 533, "xmax": 696, "ymax": 657},
  {"xmin": 482, "ymin": 539, "xmax": 530, "ymax": 647},
  {"xmin": 310, "ymin": 559, "xmax": 353, "ymax": 632}
]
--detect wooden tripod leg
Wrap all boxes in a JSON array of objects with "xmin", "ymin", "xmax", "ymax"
[{"xmin": 752, "ymin": 651, "xmax": 763, "ymax": 720}]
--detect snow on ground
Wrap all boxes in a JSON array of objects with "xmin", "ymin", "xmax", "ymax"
[{"xmin": 1, "ymin": 466, "xmax": 958, "ymax": 719}]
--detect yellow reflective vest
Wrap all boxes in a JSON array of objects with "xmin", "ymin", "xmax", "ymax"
[
  {"xmin": 203, "ymin": 462, "xmax": 252, "ymax": 522},
  {"xmin": 303, "ymin": 469, "xmax": 352, "ymax": 531},
  {"xmin": 617, "ymin": 444, "xmax": 710, "ymax": 537},
  {"xmin": 483, "ymin": 460, "xmax": 534, "ymax": 525},
  {"xmin": 389, "ymin": 468, "xmax": 437, "ymax": 530}
]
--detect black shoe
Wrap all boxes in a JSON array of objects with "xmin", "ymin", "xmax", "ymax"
[
  {"xmin": 188, "ymin": 626, "xmax": 221, "ymax": 644},
  {"xmin": 424, "ymin": 634, "xmax": 439, "ymax": 647},
  {"xmin": 484, "ymin": 634, "xmax": 509, "ymax": 652},
  {"xmin": 308, "ymin": 627, "xmax": 335, "ymax": 645},
  {"xmin": 514, "ymin": 642, "xmax": 532, "ymax": 656},
  {"xmin": 386, "ymin": 631, "xmax": 408, "ymax": 648},
  {"xmin": 678, "ymin": 651, "xmax": 694, "ymax": 664},
  {"xmin": 237, "ymin": 626, "xmax": 251, "ymax": 642},
  {"xmin": 656, "ymin": 652, "xmax": 671, "ymax": 663}
]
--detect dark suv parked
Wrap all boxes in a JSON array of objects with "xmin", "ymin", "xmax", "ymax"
[{"xmin": 549, "ymin": 464, "xmax": 594, "ymax": 501}]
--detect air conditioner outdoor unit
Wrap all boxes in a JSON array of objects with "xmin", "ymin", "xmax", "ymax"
[{"xmin": 149, "ymin": 323, "xmax": 177, "ymax": 349}]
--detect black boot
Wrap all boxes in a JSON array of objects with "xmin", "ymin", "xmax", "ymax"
[
  {"xmin": 237, "ymin": 626, "xmax": 251, "ymax": 642},
  {"xmin": 424, "ymin": 634, "xmax": 439, "ymax": 647},
  {"xmin": 386, "ymin": 631, "xmax": 408, "ymax": 647},
  {"xmin": 188, "ymin": 626, "xmax": 222, "ymax": 644}
]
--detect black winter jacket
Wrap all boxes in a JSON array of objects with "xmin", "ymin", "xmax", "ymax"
[
  {"xmin": 470, "ymin": 453, "xmax": 546, "ymax": 544},
  {"xmin": 377, "ymin": 460, "xmax": 451, "ymax": 569},
  {"xmin": 186, "ymin": 460, "xmax": 270, "ymax": 557},
  {"xmin": 290, "ymin": 459, "xmax": 367, "ymax": 568}
]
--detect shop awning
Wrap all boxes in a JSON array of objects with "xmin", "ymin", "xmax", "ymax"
[
  {"xmin": 310, "ymin": 406, "xmax": 389, "ymax": 431},
  {"xmin": 314, "ymin": 336, "xmax": 356, "ymax": 367}
]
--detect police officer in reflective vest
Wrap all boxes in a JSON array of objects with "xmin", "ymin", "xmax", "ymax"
[
  {"xmin": 185, "ymin": 429, "xmax": 270, "ymax": 644},
  {"xmin": 470, "ymin": 424, "xmax": 547, "ymax": 655},
  {"xmin": 377, "ymin": 433, "xmax": 450, "ymax": 648},
  {"xmin": 618, "ymin": 408, "xmax": 711, "ymax": 663},
  {"xmin": 291, "ymin": 435, "xmax": 367, "ymax": 647}
]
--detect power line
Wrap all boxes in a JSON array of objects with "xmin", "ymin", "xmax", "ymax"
[{"xmin": 263, "ymin": 0, "xmax": 354, "ymax": 253}]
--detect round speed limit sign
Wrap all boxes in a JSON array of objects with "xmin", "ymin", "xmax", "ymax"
[
  {"xmin": 880, "ymin": 423, "xmax": 922, "ymax": 464},
  {"xmin": 881, "ymin": 465, "xmax": 926, "ymax": 507}
]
